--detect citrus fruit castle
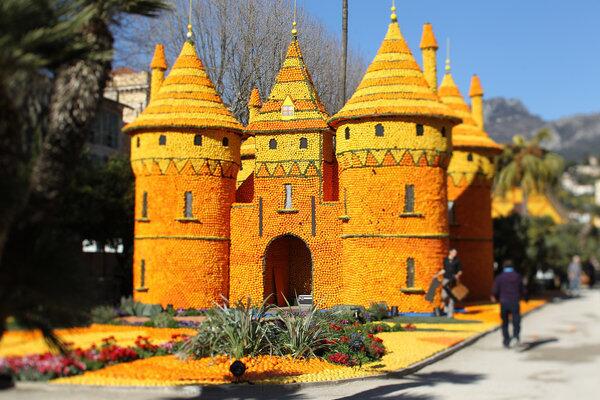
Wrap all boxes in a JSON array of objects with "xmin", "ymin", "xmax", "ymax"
[{"xmin": 122, "ymin": 4, "xmax": 502, "ymax": 311}]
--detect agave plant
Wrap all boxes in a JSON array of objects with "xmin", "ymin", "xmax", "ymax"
[
  {"xmin": 275, "ymin": 306, "xmax": 327, "ymax": 358},
  {"xmin": 179, "ymin": 298, "xmax": 275, "ymax": 359}
]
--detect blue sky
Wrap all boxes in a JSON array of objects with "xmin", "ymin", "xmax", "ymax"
[{"xmin": 301, "ymin": 0, "xmax": 600, "ymax": 120}]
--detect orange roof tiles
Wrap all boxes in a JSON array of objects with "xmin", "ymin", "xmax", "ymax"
[
  {"xmin": 438, "ymin": 73, "xmax": 502, "ymax": 151},
  {"xmin": 246, "ymin": 38, "xmax": 329, "ymax": 134},
  {"xmin": 420, "ymin": 23, "xmax": 438, "ymax": 49},
  {"xmin": 150, "ymin": 44, "xmax": 167, "ymax": 70},
  {"xmin": 248, "ymin": 87, "xmax": 262, "ymax": 108},
  {"xmin": 469, "ymin": 74, "xmax": 484, "ymax": 97},
  {"xmin": 329, "ymin": 20, "xmax": 460, "ymax": 127},
  {"xmin": 123, "ymin": 41, "xmax": 243, "ymax": 134}
]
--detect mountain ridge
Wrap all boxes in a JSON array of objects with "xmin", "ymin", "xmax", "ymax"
[{"xmin": 484, "ymin": 97, "xmax": 600, "ymax": 160}]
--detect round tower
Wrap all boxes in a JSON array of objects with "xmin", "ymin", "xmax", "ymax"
[
  {"xmin": 329, "ymin": 7, "xmax": 461, "ymax": 311},
  {"xmin": 123, "ymin": 39, "xmax": 243, "ymax": 308},
  {"xmin": 439, "ymin": 69, "xmax": 502, "ymax": 300}
]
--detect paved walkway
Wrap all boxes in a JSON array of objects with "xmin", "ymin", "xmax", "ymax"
[{"xmin": 3, "ymin": 290, "xmax": 599, "ymax": 400}]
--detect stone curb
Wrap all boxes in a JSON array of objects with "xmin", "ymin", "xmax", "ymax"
[{"xmin": 12, "ymin": 302, "xmax": 548, "ymax": 396}]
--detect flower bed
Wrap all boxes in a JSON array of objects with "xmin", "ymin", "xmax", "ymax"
[
  {"xmin": 0, "ymin": 324, "xmax": 196, "ymax": 357},
  {"xmin": 0, "ymin": 334, "xmax": 190, "ymax": 381}
]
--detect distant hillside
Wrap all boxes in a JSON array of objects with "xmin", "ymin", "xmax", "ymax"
[{"xmin": 484, "ymin": 97, "xmax": 600, "ymax": 161}]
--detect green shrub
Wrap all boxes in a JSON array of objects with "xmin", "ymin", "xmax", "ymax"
[
  {"xmin": 368, "ymin": 302, "xmax": 389, "ymax": 321},
  {"xmin": 328, "ymin": 305, "xmax": 368, "ymax": 323},
  {"xmin": 149, "ymin": 312, "xmax": 178, "ymax": 328},
  {"xmin": 119, "ymin": 296, "xmax": 162, "ymax": 317},
  {"xmin": 178, "ymin": 299, "xmax": 273, "ymax": 359},
  {"xmin": 90, "ymin": 305, "xmax": 118, "ymax": 324},
  {"xmin": 275, "ymin": 307, "xmax": 326, "ymax": 358}
]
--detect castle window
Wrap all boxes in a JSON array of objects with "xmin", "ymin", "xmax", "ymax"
[
  {"xmin": 140, "ymin": 259, "xmax": 146, "ymax": 288},
  {"xmin": 141, "ymin": 191, "xmax": 148, "ymax": 219},
  {"xmin": 184, "ymin": 191, "xmax": 193, "ymax": 218},
  {"xmin": 194, "ymin": 134, "xmax": 202, "ymax": 146},
  {"xmin": 375, "ymin": 123, "xmax": 384, "ymax": 137},
  {"xmin": 136, "ymin": 137, "xmax": 140, "ymax": 147},
  {"xmin": 159, "ymin": 135, "xmax": 166, "ymax": 145},
  {"xmin": 467, "ymin": 153, "xmax": 474, "ymax": 162},
  {"xmin": 222, "ymin": 137, "xmax": 229, "ymax": 147},
  {"xmin": 269, "ymin": 138, "xmax": 277, "ymax": 149},
  {"xmin": 299, "ymin": 137, "xmax": 308, "ymax": 149},
  {"xmin": 284, "ymin": 184, "xmax": 293, "ymax": 209},
  {"xmin": 345, "ymin": 127, "xmax": 350, "ymax": 140},
  {"xmin": 441, "ymin": 127, "xmax": 447, "ymax": 137},
  {"xmin": 448, "ymin": 201, "xmax": 456, "ymax": 225},
  {"xmin": 416, "ymin": 124, "xmax": 424, "ymax": 136},
  {"xmin": 406, "ymin": 258, "xmax": 415, "ymax": 288},
  {"xmin": 282, "ymin": 104, "xmax": 294, "ymax": 117},
  {"xmin": 404, "ymin": 184, "xmax": 415, "ymax": 213}
]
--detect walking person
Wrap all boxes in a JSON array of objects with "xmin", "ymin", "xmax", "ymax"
[
  {"xmin": 437, "ymin": 248, "xmax": 462, "ymax": 318},
  {"xmin": 568, "ymin": 255, "xmax": 582, "ymax": 296},
  {"xmin": 492, "ymin": 260, "xmax": 525, "ymax": 348}
]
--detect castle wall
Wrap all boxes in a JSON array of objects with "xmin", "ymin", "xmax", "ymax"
[
  {"xmin": 230, "ymin": 174, "xmax": 343, "ymax": 308},
  {"xmin": 130, "ymin": 129, "xmax": 240, "ymax": 308},
  {"xmin": 335, "ymin": 118, "xmax": 451, "ymax": 311},
  {"xmin": 447, "ymin": 150, "xmax": 495, "ymax": 300}
]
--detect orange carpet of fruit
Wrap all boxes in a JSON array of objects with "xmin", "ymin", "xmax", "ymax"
[
  {"xmin": 0, "ymin": 324, "xmax": 195, "ymax": 357},
  {"xmin": 50, "ymin": 300, "xmax": 545, "ymax": 386}
]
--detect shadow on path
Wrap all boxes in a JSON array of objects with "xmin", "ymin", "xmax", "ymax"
[
  {"xmin": 517, "ymin": 337, "xmax": 559, "ymax": 353},
  {"xmin": 334, "ymin": 371, "xmax": 484, "ymax": 400},
  {"xmin": 162, "ymin": 371, "xmax": 484, "ymax": 400}
]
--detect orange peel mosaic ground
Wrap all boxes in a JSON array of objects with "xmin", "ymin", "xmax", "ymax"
[{"xmin": 42, "ymin": 300, "xmax": 545, "ymax": 386}]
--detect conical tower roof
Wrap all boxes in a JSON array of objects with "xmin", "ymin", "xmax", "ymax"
[
  {"xmin": 329, "ymin": 14, "xmax": 460, "ymax": 127},
  {"xmin": 439, "ymin": 72, "xmax": 501, "ymax": 152},
  {"xmin": 246, "ymin": 37, "xmax": 329, "ymax": 134},
  {"xmin": 123, "ymin": 41, "xmax": 242, "ymax": 134},
  {"xmin": 248, "ymin": 87, "xmax": 262, "ymax": 108}
]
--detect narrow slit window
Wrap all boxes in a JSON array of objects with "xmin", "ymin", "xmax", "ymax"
[
  {"xmin": 467, "ymin": 153, "xmax": 474, "ymax": 162},
  {"xmin": 136, "ymin": 137, "xmax": 141, "ymax": 147},
  {"xmin": 345, "ymin": 127, "xmax": 350, "ymax": 140},
  {"xmin": 404, "ymin": 184, "xmax": 415, "ymax": 213},
  {"xmin": 375, "ymin": 123, "xmax": 384, "ymax": 137},
  {"xmin": 416, "ymin": 124, "xmax": 424, "ymax": 136},
  {"xmin": 269, "ymin": 138, "xmax": 277, "ymax": 149},
  {"xmin": 299, "ymin": 137, "xmax": 308, "ymax": 149},
  {"xmin": 448, "ymin": 201, "xmax": 456, "ymax": 225},
  {"xmin": 141, "ymin": 191, "xmax": 148, "ymax": 219},
  {"xmin": 184, "ymin": 191, "xmax": 193, "ymax": 218},
  {"xmin": 222, "ymin": 137, "xmax": 229, "ymax": 147},
  {"xmin": 406, "ymin": 258, "xmax": 415, "ymax": 288},
  {"xmin": 194, "ymin": 134, "xmax": 202, "ymax": 146},
  {"xmin": 159, "ymin": 135, "xmax": 167, "ymax": 145},
  {"xmin": 284, "ymin": 184, "xmax": 293, "ymax": 209},
  {"xmin": 140, "ymin": 259, "xmax": 146, "ymax": 288},
  {"xmin": 441, "ymin": 127, "xmax": 447, "ymax": 137}
]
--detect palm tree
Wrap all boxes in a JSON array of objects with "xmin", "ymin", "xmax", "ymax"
[
  {"xmin": 494, "ymin": 129, "xmax": 564, "ymax": 218},
  {"xmin": 0, "ymin": 0, "xmax": 168, "ymax": 343},
  {"xmin": 340, "ymin": 0, "xmax": 348, "ymax": 105}
]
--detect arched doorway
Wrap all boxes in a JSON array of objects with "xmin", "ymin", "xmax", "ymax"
[{"xmin": 263, "ymin": 235, "xmax": 312, "ymax": 306}]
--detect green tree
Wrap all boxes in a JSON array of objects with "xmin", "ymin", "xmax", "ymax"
[
  {"xmin": 494, "ymin": 129, "xmax": 564, "ymax": 218},
  {"xmin": 0, "ymin": 0, "xmax": 167, "ymax": 342}
]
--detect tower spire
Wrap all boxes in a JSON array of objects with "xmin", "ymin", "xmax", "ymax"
[
  {"xmin": 391, "ymin": 0, "xmax": 397, "ymax": 23},
  {"xmin": 186, "ymin": 0, "xmax": 193, "ymax": 40},
  {"xmin": 445, "ymin": 37, "xmax": 451, "ymax": 74},
  {"xmin": 292, "ymin": 0, "xmax": 298, "ymax": 36}
]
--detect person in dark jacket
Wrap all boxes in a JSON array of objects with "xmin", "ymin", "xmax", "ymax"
[
  {"xmin": 492, "ymin": 260, "xmax": 526, "ymax": 348},
  {"xmin": 437, "ymin": 248, "xmax": 462, "ymax": 318}
]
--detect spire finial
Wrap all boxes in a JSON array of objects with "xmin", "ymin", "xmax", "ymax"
[
  {"xmin": 291, "ymin": 0, "xmax": 298, "ymax": 36},
  {"xmin": 186, "ymin": 0, "xmax": 193, "ymax": 40},
  {"xmin": 390, "ymin": 0, "xmax": 397, "ymax": 22},
  {"xmin": 445, "ymin": 37, "xmax": 451, "ymax": 73}
]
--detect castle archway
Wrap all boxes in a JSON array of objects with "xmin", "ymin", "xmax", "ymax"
[{"xmin": 263, "ymin": 235, "xmax": 312, "ymax": 306}]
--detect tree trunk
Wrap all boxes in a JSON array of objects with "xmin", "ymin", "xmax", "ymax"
[
  {"xmin": 522, "ymin": 188, "xmax": 529, "ymax": 219},
  {"xmin": 341, "ymin": 0, "xmax": 348, "ymax": 105}
]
